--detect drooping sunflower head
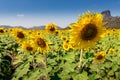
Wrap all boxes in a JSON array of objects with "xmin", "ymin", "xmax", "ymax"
[
  {"xmin": 70, "ymin": 11, "xmax": 106, "ymax": 49},
  {"xmin": 22, "ymin": 41, "xmax": 35, "ymax": 53},
  {"xmin": 34, "ymin": 35, "xmax": 50, "ymax": 53},
  {"xmin": 94, "ymin": 51, "xmax": 106, "ymax": 62},
  {"xmin": 45, "ymin": 23, "xmax": 57, "ymax": 33}
]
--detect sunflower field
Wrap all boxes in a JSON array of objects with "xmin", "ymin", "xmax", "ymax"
[{"xmin": 1, "ymin": 11, "xmax": 120, "ymax": 80}]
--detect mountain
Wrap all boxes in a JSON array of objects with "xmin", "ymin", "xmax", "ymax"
[
  {"xmin": 101, "ymin": 10, "xmax": 111, "ymax": 17},
  {"xmin": 65, "ymin": 10, "xmax": 120, "ymax": 29},
  {"xmin": 0, "ymin": 25, "xmax": 28, "ymax": 29},
  {"xmin": 1, "ymin": 10, "xmax": 120, "ymax": 29},
  {"xmin": 101, "ymin": 10, "xmax": 120, "ymax": 28},
  {"xmin": 0, "ymin": 25, "xmax": 63, "ymax": 30},
  {"xmin": 29, "ymin": 25, "xmax": 63, "ymax": 30}
]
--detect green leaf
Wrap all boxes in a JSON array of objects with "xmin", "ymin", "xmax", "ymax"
[
  {"xmin": 115, "ymin": 72, "xmax": 120, "ymax": 79},
  {"xmin": 12, "ymin": 62, "xmax": 30, "ymax": 80},
  {"xmin": 108, "ymin": 70, "xmax": 114, "ymax": 76},
  {"xmin": 104, "ymin": 62, "xmax": 113, "ymax": 69},
  {"xmin": 47, "ymin": 58, "xmax": 57, "ymax": 66},
  {"xmin": 102, "ymin": 77, "xmax": 108, "ymax": 80},
  {"xmin": 22, "ymin": 68, "xmax": 41, "ymax": 80},
  {"xmin": 35, "ymin": 54, "xmax": 44, "ymax": 63},
  {"xmin": 73, "ymin": 71, "xmax": 88, "ymax": 80},
  {"xmin": 90, "ymin": 64, "xmax": 98, "ymax": 72},
  {"xmin": 63, "ymin": 52, "xmax": 75, "ymax": 63},
  {"xmin": 27, "ymin": 55, "xmax": 34, "ymax": 62},
  {"xmin": 60, "ymin": 63, "xmax": 76, "ymax": 74},
  {"xmin": 58, "ymin": 74, "xmax": 70, "ymax": 80},
  {"xmin": 12, "ymin": 54, "xmax": 24, "ymax": 65},
  {"xmin": 85, "ymin": 52, "xmax": 94, "ymax": 59},
  {"xmin": 88, "ymin": 72, "xmax": 97, "ymax": 80},
  {"xmin": 112, "ymin": 64, "xmax": 118, "ymax": 72}
]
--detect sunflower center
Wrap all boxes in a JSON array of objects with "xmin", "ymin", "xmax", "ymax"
[
  {"xmin": 26, "ymin": 46, "xmax": 33, "ymax": 51},
  {"xmin": 64, "ymin": 44, "xmax": 68, "ymax": 49},
  {"xmin": 55, "ymin": 31, "xmax": 59, "ymax": 34},
  {"xmin": 37, "ymin": 38, "xmax": 46, "ymax": 48},
  {"xmin": 50, "ymin": 27, "xmax": 55, "ymax": 31},
  {"xmin": 0, "ymin": 30, "xmax": 4, "ymax": 33},
  {"xmin": 62, "ymin": 37, "xmax": 66, "ymax": 41},
  {"xmin": 96, "ymin": 55, "xmax": 104, "ymax": 60},
  {"xmin": 81, "ymin": 23, "xmax": 97, "ymax": 40},
  {"xmin": 17, "ymin": 32, "xmax": 25, "ymax": 39}
]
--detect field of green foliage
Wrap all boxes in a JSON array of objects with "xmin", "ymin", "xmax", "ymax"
[{"xmin": 1, "ymin": 27, "xmax": 120, "ymax": 80}]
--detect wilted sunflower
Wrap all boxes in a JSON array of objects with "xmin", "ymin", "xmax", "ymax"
[
  {"xmin": 69, "ymin": 11, "xmax": 106, "ymax": 49},
  {"xmin": 12, "ymin": 28, "xmax": 26, "ymax": 43},
  {"xmin": 45, "ymin": 23, "xmax": 57, "ymax": 33},
  {"xmin": 94, "ymin": 51, "xmax": 106, "ymax": 62},
  {"xmin": 22, "ymin": 41, "xmax": 35, "ymax": 53},
  {"xmin": 34, "ymin": 35, "xmax": 50, "ymax": 53}
]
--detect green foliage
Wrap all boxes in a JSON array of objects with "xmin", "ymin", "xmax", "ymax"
[
  {"xmin": 0, "ymin": 51, "xmax": 12, "ymax": 80},
  {"xmin": 1, "ymin": 29, "xmax": 120, "ymax": 80},
  {"xmin": 12, "ymin": 62, "xmax": 30, "ymax": 80}
]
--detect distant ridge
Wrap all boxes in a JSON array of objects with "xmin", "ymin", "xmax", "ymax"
[
  {"xmin": 0, "ymin": 25, "xmax": 63, "ymax": 30},
  {"xmin": 1, "ymin": 10, "xmax": 120, "ymax": 29},
  {"xmin": 29, "ymin": 25, "xmax": 63, "ymax": 30},
  {"xmin": 66, "ymin": 10, "xmax": 120, "ymax": 29},
  {"xmin": 0, "ymin": 25, "xmax": 28, "ymax": 29},
  {"xmin": 101, "ymin": 10, "xmax": 120, "ymax": 28}
]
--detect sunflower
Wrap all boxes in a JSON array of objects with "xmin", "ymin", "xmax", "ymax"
[
  {"xmin": 0, "ymin": 27, "xmax": 5, "ymax": 34},
  {"xmin": 45, "ymin": 23, "xmax": 57, "ymax": 33},
  {"xmin": 94, "ymin": 51, "xmax": 106, "ymax": 62},
  {"xmin": 12, "ymin": 28, "xmax": 26, "ymax": 43},
  {"xmin": 69, "ymin": 42, "xmax": 76, "ymax": 49},
  {"xmin": 61, "ymin": 36, "xmax": 67, "ymax": 41},
  {"xmin": 22, "ymin": 41, "xmax": 35, "ymax": 53},
  {"xmin": 69, "ymin": 11, "xmax": 106, "ymax": 49},
  {"xmin": 7, "ymin": 28, "xmax": 14, "ymax": 33},
  {"xmin": 33, "ymin": 35, "xmax": 50, "ymax": 53},
  {"xmin": 109, "ymin": 48, "xmax": 115, "ymax": 54},
  {"xmin": 55, "ymin": 30, "xmax": 59, "ymax": 35},
  {"xmin": 63, "ymin": 42, "xmax": 70, "ymax": 51}
]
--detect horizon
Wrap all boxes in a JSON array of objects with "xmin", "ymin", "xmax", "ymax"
[{"xmin": 0, "ymin": 0, "xmax": 120, "ymax": 28}]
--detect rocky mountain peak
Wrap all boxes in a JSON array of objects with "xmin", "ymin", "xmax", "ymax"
[
  {"xmin": 101, "ymin": 10, "xmax": 120, "ymax": 28},
  {"xmin": 101, "ymin": 10, "xmax": 111, "ymax": 17}
]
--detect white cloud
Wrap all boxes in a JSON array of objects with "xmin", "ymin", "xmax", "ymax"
[
  {"xmin": 17, "ymin": 14, "xmax": 24, "ymax": 17},
  {"xmin": 0, "ymin": 13, "xmax": 77, "ymax": 28}
]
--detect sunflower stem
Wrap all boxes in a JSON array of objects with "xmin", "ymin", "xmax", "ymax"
[
  {"xmin": 78, "ymin": 49, "xmax": 83, "ymax": 69},
  {"xmin": 44, "ymin": 53, "xmax": 48, "ymax": 79},
  {"xmin": 97, "ymin": 62, "xmax": 101, "ymax": 78}
]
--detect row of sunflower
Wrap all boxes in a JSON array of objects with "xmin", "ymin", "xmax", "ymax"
[{"xmin": 0, "ymin": 11, "xmax": 120, "ymax": 80}]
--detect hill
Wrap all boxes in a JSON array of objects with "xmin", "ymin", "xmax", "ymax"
[
  {"xmin": 101, "ymin": 10, "xmax": 120, "ymax": 28},
  {"xmin": 0, "ymin": 10, "xmax": 120, "ymax": 29}
]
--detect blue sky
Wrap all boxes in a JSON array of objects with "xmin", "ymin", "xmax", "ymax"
[{"xmin": 0, "ymin": 0, "xmax": 120, "ymax": 28}]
